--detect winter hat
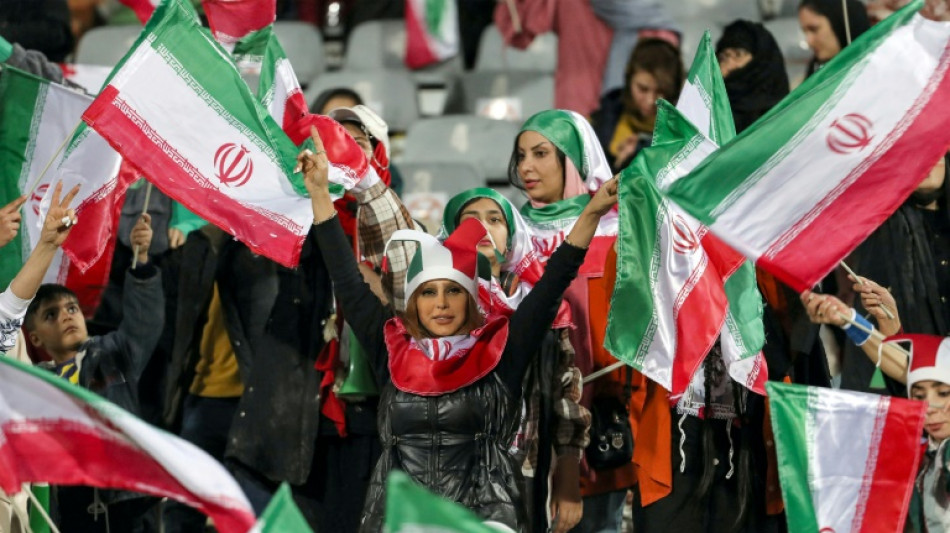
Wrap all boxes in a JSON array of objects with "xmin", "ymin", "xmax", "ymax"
[
  {"xmin": 887, "ymin": 334, "xmax": 950, "ymax": 392},
  {"xmin": 518, "ymin": 109, "xmax": 614, "ymax": 192},
  {"xmin": 387, "ymin": 218, "xmax": 490, "ymax": 308},
  {"xmin": 327, "ymin": 104, "xmax": 391, "ymax": 160}
]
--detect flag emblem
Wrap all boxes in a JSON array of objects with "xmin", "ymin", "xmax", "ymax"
[
  {"xmin": 672, "ymin": 215, "xmax": 700, "ymax": 254},
  {"xmin": 214, "ymin": 143, "xmax": 254, "ymax": 187},
  {"xmin": 30, "ymin": 184, "xmax": 49, "ymax": 216},
  {"xmin": 826, "ymin": 113, "xmax": 874, "ymax": 154}
]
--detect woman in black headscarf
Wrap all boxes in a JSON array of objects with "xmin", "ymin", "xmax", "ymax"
[
  {"xmin": 715, "ymin": 20, "xmax": 789, "ymax": 134},
  {"xmin": 798, "ymin": 0, "xmax": 870, "ymax": 77}
]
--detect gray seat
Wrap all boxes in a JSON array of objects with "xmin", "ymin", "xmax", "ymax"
[
  {"xmin": 272, "ymin": 21, "xmax": 326, "ymax": 87},
  {"xmin": 343, "ymin": 19, "xmax": 462, "ymax": 85},
  {"xmin": 398, "ymin": 161, "xmax": 485, "ymax": 197},
  {"xmin": 473, "ymin": 26, "xmax": 557, "ymax": 73},
  {"xmin": 302, "ymin": 69, "xmax": 419, "ymax": 132},
  {"xmin": 401, "ymin": 117, "xmax": 519, "ymax": 181},
  {"xmin": 442, "ymin": 71, "xmax": 554, "ymax": 122},
  {"xmin": 75, "ymin": 25, "xmax": 143, "ymax": 67}
]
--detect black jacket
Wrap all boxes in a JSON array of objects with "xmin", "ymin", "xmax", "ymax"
[
  {"xmin": 313, "ymin": 217, "xmax": 586, "ymax": 532},
  {"xmin": 163, "ymin": 226, "xmax": 379, "ymax": 485}
]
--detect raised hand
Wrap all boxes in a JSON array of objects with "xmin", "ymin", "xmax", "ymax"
[
  {"xmin": 587, "ymin": 176, "xmax": 619, "ymax": 217},
  {"xmin": 40, "ymin": 182, "xmax": 80, "ymax": 248},
  {"xmin": 0, "ymin": 196, "xmax": 25, "ymax": 248},
  {"xmin": 130, "ymin": 213, "xmax": 153, "ymax": 266},
  {"xmin": 168, "ymin": 228, "xmax": 186, "ymax": 249},
  {"xmin": 850, "ymin": 276, "xmax": 901, "ymax": 335},
  {"xmin": 296, "ymin": 125, "xmax": 330, "ymax": 198},
  {"xmin": 801, "ymin": 290, "xmax": 851, "ymax": 327}
]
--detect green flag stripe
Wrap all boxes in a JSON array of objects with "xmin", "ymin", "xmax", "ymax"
[
  {"xmin": 664, "ymin": 1, "xmax": 919, "ymax": 224},
  {"xmin": 0, "ymin": 69, "xmax": 44, "ymax": 286},
  {"xmin": 766, "ymin": 382, "xmax": 820, "ymax": 533}
]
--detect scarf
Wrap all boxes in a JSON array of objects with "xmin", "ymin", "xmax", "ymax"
[{"xmin": 385, "ymin": 314, "xmax": 509, "ymax": 396}]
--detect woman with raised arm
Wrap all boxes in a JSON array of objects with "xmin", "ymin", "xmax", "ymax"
[{"xmin": 298, "ymin": 127, "xmax": 618, "ymax": 532}]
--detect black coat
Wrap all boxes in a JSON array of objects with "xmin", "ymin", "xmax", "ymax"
[
  {"xmin": 164, "ymin": 227, "xmax": 375, "ymax": 485},
  {"xmin": 313, "ymin": 217, "xmax": 586, "ymax": 532}
]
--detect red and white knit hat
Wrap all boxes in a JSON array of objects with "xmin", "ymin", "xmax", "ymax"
[
  {"xmin": 886, "ymin": 334, "xmax": 950, "ymax": 391},
  {"xmin": 385, "ymin": 218, "xmax": 489, "ymax": 307}
]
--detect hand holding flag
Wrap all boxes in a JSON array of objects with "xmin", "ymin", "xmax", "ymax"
[{"xmin": 0, "ymin": 196, "xmax": 25, "ymax": 248}]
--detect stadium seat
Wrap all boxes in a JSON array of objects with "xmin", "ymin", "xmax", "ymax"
[
  {"xmin": 272, "ymin": 21, "xmax": 326, "ymax": 87},
  {"xmin": 75, "ymin": 25, "xmax": 143, "ymax": 67},
  {"xmin": 303, "ymin": 69, "xmax": 419, "ymax": 132},
  {"xmin": 343, "ymin": 19, "xmax": 462, "ymax": 86},
  {"xmin": 398, "ymin": 161, "xmax": 485, "ymax": 197},
  {"xmin": 401, "ymin": 116, "xmax": 519, "ymax": 181},
  {"xmin": 442, "ymin": 71, "xmax": 554, "ymax": 122},
  {"xmin": 473, "ymin": 26, "xmax": 557, "ymax": 73}
]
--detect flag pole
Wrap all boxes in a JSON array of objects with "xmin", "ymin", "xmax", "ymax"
[
  {"xmin": 835, "ymin": 310, "xmax": 912, "ymax": 359},
  {"xmin": 504, "ymin": 0, "xmax": 522, "ymax": 34},
  {"xmin": 842, "ymin": 0, "xmax": 853, "ymax": 45},
  {"xmin": 839, "ymin": 261, "xmax": 897, "ymax": 320},
  {"xmin": 23, "ymin": 120, "xmax": 83, "ymax": 199},
  {"xmin": 583, "ymin": 361, "xmax": 626, "ymax": 384},
  {"xmin": 131, "ymin": 182, "xmax": 153, "ymax": 269},
  {"xmin": 24, "ymin": 485, "xmax": 61, "ymax": 533}
]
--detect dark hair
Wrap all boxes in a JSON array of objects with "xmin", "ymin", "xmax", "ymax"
[
  {"xmin": 24, "ymin": 284, "xmax": 79, "ymax": 331},
  {"xmin": 310, "ymin": 87, "xmax": 364, "ymax": 115},
  {"xmin": 400, "ymin": 283, "xmax": 483, "ymax": 339},
  {"xmin": 622, "ymin": 39, "xmax": 686, "ymax": 116},
  {"xmin": 799, "ymin": 0, "xmax": 870, "ymax": 76},
  {"xmin": 506, "ymin": 131, "xmax": 568, "ymax": 191}
]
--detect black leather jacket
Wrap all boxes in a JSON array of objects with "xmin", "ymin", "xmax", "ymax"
[{"xmin": 313, "ymin": 217, "xmax": 586, "ymax": 532}]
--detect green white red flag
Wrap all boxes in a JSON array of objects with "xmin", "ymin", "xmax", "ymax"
[
  {"xmin": 767, "ymin": 382, "xmax": 926, "ymax": 533},
  {"xmin": 0, "ymin": 67, "xmax": 130, "ymax": 314},
  {"xmin": 662, "ymin": 1, "xmax": 950, "ymax": 292},
  {"xmin": 82, "ymin": 0, "xmax": 376, "ymax": 268},
  {"xmin": 0, "ymin": 355, "xmax": 257, "ymax": 533},
  {"xmin": 249, "ymin": 484, "xmax": 312, "ymax": 533},
  {"xmin": 674, "ymin": 31, "xmax": 767, "ymax": 393},
  {"xmin": 384, "ymin": 471, "xmax": 511, "ymax": 532},
  {"xmin": 232, "ymin": 26, "xmax": 308, "ymax": 131},
  {"xmin": 405, "ymin": 0, "xmax": 459, "ymax": 68},
  {"xmin": 203, "ymin": 0, "xmax": 276, "ymax": 45}
]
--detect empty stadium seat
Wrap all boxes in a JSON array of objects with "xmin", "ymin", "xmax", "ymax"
[
  {"xmin": 303, "ymin": 69, "xmax": 419, "ymax": 132},
  {"xmin": 442, "ymin": 71, "xmax": 554, "ymax": 122},
  {"xmin": 75, "ymin": 25, "xmax": 143, "ymax": 67},
  {"xmin": 473, "ymin": 26, "xmax": 557, "ymax": 73},
  {"xmin": 272, "ymin": 21, "xmax": 326, "ymax": 87},
  {"xmin": 343, "ymin": 19, "xmax": 462, "ymax": 85},
  {"xmin": 398, "ymin": 161, "xmax": 485, "ymax": 197},
  {"xmin": 400, "ymin": 116, "xmax": 519, "ymax": 181}
]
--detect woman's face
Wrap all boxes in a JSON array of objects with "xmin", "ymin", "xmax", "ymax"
[
  {"xmin": 630, "ymin": 70, "xmax": 662, "ymax": 119},
  {"xmin": 911, "ymin": 380, "xmax": 950, "ymax": 442},
  {"xmin": 517, "ymin": 131, "xmax": 564, "ymax": 204},
  {"xmin": 342, "ymin": 122, "xmax": 374, "ymax": 160},
  {"xmin": 799, "ymin": 6, "xmax": 842, "ymax": 62},
  {"xmin": 415, "ymin": 280, "xmax": 470, "ymax": 337},
  {"xmin": 458, "ymin": 198, "xmax": 509, "ymax": 267},
  {"xmin": 718, "ymin": 47, "xmax": 754, "ymax": 78},
  {"xmin": 917, "ymin": 157, "xmax": 947, "ymax": 194}
]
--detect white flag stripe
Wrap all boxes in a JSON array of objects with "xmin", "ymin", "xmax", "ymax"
[
  {"xmin": 109, "ymin": 44, "xmax": 313, "ymax": 232},
  {"xmin": 710, "ymin": 18, "xmax": 948, "ymax": 260},
  {"xmin": 808, "ymin": 391, "xmax": 884, "ymax": 532}
]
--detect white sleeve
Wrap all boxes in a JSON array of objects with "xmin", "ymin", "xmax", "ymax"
[{"xmin": 0, "ymin": 288, "xmax": 32, "ymax": 353}]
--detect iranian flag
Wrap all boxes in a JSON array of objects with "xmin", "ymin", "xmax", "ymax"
[
  {"xmin": 675, "ymin": 31, "xmax": 767, "ymax": 393},
  {"xmin": 662, "ymin": 0, "xmax": 950, "ymax": 292},
  {"xmin": 605, "ymin": 33, "xmax": 766, "ymax": 398},
  {"xmin": 118, "ymin": 0, "xmax": 162, "ymax": 24},
  {"xmin": 203, "ymin": 0, "xmax": 277, "ymax": 45},
  {"xmin": 0, "ymin": 356, "xmax": 257, "ymax": 533},
  {"xmin": 58, "ymin": 64, "xmax": 114, "ymax": 95},
  {"xmin": 385, "ymin": 471, "xmax": 511, "ymax": 532},
  {"xmin": 232, "ymin": 26, "xmax": 308, "ymax": 131},
  {"xmin": 767, "ymin": 382, "xmax": 926, "ymax": 533},
  {"xmin": 405, "ymin": 0, "xmax": 460, "ymax": 69},
  {"xmin": 250, "ymin": 485, "xmax": 311, "ymax": 533},
  {"xmin": 0, "ymin": 67, "xmax": 129, "ymax": 314},
  {"xmin": 83, "ymin": 0, "xmax": 377, "ymax": 268}
]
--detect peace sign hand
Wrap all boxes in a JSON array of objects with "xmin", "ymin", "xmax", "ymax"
[{"xmin": 40, "ymin": 182, "xmax": 80, "ymax": 248}]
